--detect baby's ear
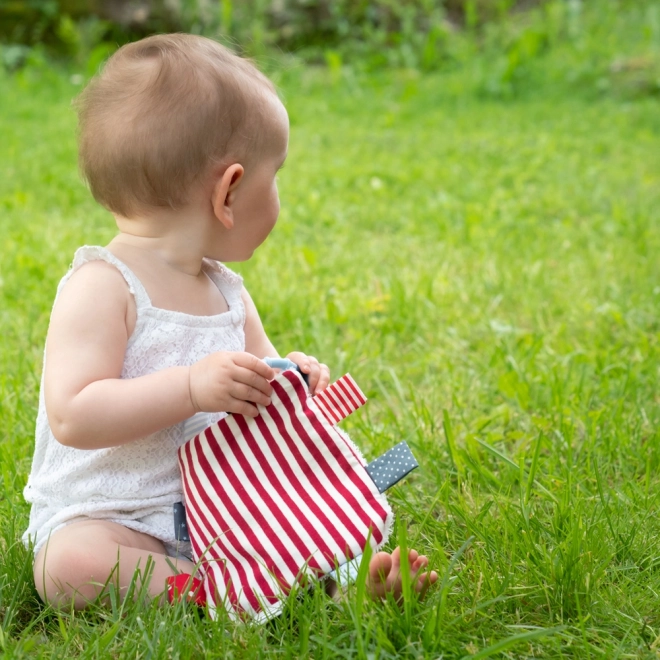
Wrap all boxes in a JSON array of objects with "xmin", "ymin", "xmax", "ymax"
[{"xmin": 211, "ymin": 164, "xmax": 244, "ymax": 229}]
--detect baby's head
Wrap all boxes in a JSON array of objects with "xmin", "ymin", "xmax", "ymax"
[{"xmin": 76, "ymin": 34, "xmax": 287, "ymax": 222}]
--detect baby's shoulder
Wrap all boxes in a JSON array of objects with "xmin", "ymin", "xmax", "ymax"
[
  {"xmin": 51, "ymin": 257, "xmax": 138, "ymax": 337},
  {"xmin": 64, "ymin": 258, "xmax": 131, "ymax": 294},
  {"xmin": 56, "ymin": 258, "xmax": 133, "ymax": 316}
]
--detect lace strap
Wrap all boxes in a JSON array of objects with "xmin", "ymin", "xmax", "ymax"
[
  {"xmin": 203, "ymin": 260, "xmax": 245, "ymax": 322},
  {"xmin": 61, "ymin": 245, "xmax": 152, "ymax": 310}
]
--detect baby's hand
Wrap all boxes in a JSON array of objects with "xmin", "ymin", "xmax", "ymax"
[
  {"xmin": 188, "ymin": 351, "xmax": 275, "ymax": 417},
  {"xmin": 286, "ymin": 352, "xmax": 330, "ymax": 395}
]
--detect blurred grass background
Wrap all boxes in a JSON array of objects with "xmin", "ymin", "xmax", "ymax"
[
  {"xmin": 2, "ymin": 0, "xmax": 660, "ymax": 657},
  {"xmin": 1, "ymin": 0, "xmax": 660, "ymax": 98}
]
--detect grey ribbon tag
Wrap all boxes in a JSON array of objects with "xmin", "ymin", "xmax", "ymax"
[
  {"xmin": 365, "ymin": 441, "xmax": 419, "ymax": 493},
  {"xmin": 173, "ymin": 502, "xmax": 190, "ymax": 542}
]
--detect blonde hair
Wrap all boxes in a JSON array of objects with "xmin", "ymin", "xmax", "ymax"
[{"xmin": 76, "ymin": 34, "xmax": 276, "ymax": 218}]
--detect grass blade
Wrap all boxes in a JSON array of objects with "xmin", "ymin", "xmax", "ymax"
[{"xmin": 461, "ymin": 626, "xmax": 565, "ymax": 659}]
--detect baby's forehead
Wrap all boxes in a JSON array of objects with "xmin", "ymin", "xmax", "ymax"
[{"xmin": 261, "ymin": 93, "xmax": 289, "ymax": 150}]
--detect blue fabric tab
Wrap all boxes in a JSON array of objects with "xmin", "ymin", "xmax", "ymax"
[
  {"xmin": 325, "ymin": 555, "xmax": 361, "ymax": 585},
  {"xmin": 365, "ymin": 441, "xmax": 419, "ymax": 492},
  {"xmin": 263, "ymin": 356, "xmax": 309, "ymax": 386},
  {"xmin": 263, "ymin": 357, "xmax": 298, "ymax": 371}
]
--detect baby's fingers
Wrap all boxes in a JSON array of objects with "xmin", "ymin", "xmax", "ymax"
[
  {"xmin": 232, "ymin": 352, "xmax": 276, "ymax": 383},
  {"xmin": 306, "ymin": 359, "xmax": 330, "ymax": 394},
  {"xmin": 233, "ymin": 367, "xmax": 273, "ymax": 403},
  {"xmin": 223, "ymin": 397, "xmax": 260, "ymax": 418},
  {"xmin": 231, "ymin": 382, "xmax": 271, "ymax": 409},
  {"xmin": 286, "ymin": 352, "xmax": 330, "ymax": 394},
  {"xmin": 314, "ymin": 362, "xmax": 330, "ymax": 394}
]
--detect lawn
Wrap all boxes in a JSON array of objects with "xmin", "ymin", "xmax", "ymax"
[{"xmin": 1, "ymin": 10, "xmax": 660, "ymax": 658}]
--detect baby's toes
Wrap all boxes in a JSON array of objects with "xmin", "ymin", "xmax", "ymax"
[
  {"xmin": 368, "ymin": 552, "xmax": 393, "ymax": 583},
  {"xmin": 389, "ymin": 546, "xmax": 402, "ymax": 572},
  {"xmin": 415, "ymin": 570, "xmax": 438, "ymax": 599},
  {"xmin": 411, "ymin": 553, "xmax": 429, "ymax": 574},
  {"xmin": 366, "ymin": 552, "xmax": 395, "ymax": 600}
]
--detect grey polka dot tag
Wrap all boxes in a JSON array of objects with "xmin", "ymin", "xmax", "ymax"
[
  {"xmin": 365, "ymin": 441, "xmax": 419, "ymax": 493},
  {"xmin": 173, "ymin": 502, "xmax": 190, "ymax": 542}
]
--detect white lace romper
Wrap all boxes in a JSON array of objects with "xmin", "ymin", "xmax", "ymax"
[{"xmin": 23, "ymin": 246, "xmax": 246, "ymax": 558}]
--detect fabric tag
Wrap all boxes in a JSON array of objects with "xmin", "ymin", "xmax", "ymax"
[
  {"xmin": 312, "ymin": 373, "xmax": 367, "ymax": 425},
  {"xmin": 365, "ymin": 441, "xmax": 419, "ymax": 493},
  {"xmin": 173, "ymin": 502, "xmax": 190, "ymax": 542}
]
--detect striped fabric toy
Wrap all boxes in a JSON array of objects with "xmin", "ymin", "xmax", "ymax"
[{"xmin": 178, "ymin": 368, "xmax": 407, "ymax": 621}]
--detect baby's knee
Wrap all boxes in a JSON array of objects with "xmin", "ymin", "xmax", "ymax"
[{"xmin": 34, "ymin": 537, "xmax": 116, "ymax": 608}]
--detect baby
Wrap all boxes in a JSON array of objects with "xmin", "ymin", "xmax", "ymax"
[{"xmin": 23, "ymin": 33, "xmax": 437, "ymax": 610}]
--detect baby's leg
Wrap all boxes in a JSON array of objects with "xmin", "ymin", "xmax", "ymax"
[
  {"xmin": 366, "ymin": 547, "xmax": 438, "ymax": 601},
  {"xmin": 34, "ymin": 520, "xmax": 196, "ymax": 609}
]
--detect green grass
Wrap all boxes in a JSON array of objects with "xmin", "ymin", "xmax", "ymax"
[{"xmin": 2, "ymin": 5, "xmax": 660, "ymax": 657}]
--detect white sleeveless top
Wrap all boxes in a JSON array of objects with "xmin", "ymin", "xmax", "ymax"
[{"xmin": 23, "ymin": 246, "xmax": 246, "ymax": 556}]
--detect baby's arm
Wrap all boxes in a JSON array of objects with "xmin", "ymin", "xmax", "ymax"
[
  {"xmin": 45, "ymin": 262, "xmax": 274, "ymax": 450},
  {"xmin": 241, "ymin": 287, "xmax": 330, "ymax": 393}
]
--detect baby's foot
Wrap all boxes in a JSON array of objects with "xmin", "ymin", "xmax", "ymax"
[{"xmin": 366, "ymin": 547, "xmax": 438, "ymax": 601}]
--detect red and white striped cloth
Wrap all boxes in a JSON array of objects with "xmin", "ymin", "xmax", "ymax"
[
  {"xmin": 312, "ymin": 373, "xmax": 367, "ymax": 425},
  {"xmin": 178, "ymin": 370, "xmax": 392, "ymax": 621}
]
